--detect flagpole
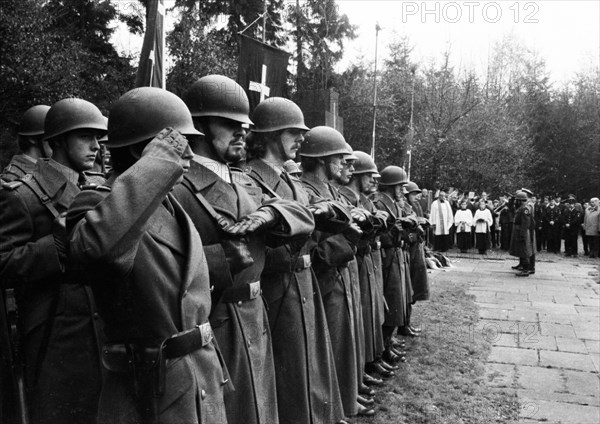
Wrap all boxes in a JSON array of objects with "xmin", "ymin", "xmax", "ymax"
[
  {"xmin": 407, "ymin": 66, "xmax": 416, "ymax": 180},
  {"xmin": 262, "ymin": 1, "xmax": 267, "ymax": 42},
  {"xmin": 135, "ymin": 0, "xmax": 159, "ymax": 88},
  {"xmin": 370, "ymin": 23, "xmax": 381, "ymax": 160},
  {"xmin": 160, "ymin": 0, "xmax": 166, "ymax": 89}
]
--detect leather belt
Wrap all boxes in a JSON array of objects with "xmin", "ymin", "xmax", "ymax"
[
  {"xmin": 163, "ymin": 322, "xmax": 214, "ymax": 359},
  {"xmin": 222, "ymin": 281, "xmax": 261, "ymax": 303},
  {"xmin": 294, "ymin": 254, "xmax": 311, "ymax": 272}
]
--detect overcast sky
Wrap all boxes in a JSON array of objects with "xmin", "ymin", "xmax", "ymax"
[{"xmin": 335, "ymin": 0, "xmax": 600, "ymax": 84}]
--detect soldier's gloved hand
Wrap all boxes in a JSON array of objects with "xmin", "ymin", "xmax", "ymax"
[
  {"xmin": 343, "ymin": 222, "xmax": 363, "ymax": 244},
  {"xmin": 224, "ymin": 207, "xmax": 279, "ymax": 236},
  {"xmin": 53, "ymin": 212, "xmax": 68, "ymax": 271},
  {"xmin": 141, "ymin": 127, "xmax": 190, "ymax": 165},
  {"xmin": 221, "ymin": 238, "xmax": 254, "ymax": 272},
  {"xmin": 373, "ymin": 210, "xmax": 390, "ymax": 224},
  {"xmin": 350, "ymin": 207, "xmax": 368, "ymax": 224},
  {"xmin": 309, "ymin": 202, "xmax": 334, "ymax": 219}
]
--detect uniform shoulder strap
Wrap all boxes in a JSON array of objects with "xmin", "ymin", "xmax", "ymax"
[
  {"xmin": 18, "ymin": 174, "xmax": 60, "ymax": 218},
  {"xmin": 246, "ymin": 170, "xmax": 281, "ymax": 199},
  {"xmin": 181, "ymin": 177, "xmax": 230, "ymax": 230}
]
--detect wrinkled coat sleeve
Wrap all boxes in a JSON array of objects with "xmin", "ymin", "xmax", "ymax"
[
  {"xmin": 262, "ymin": 197, "xmax": 315, "ymax": 239},
  {"xmin": 67, "ymin": 156, "xmax": 183, "ymax": 273},
  {"xmin": 0, "ymin": 189, "xmax": 61, "ymax": 286}
]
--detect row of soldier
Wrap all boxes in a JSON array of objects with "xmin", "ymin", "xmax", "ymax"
[{"xmin": 0, "ymin": 75, "xmax": 430, "ymax": 424}]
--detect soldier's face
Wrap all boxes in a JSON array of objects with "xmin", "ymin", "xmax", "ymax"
[
  {"xmin": 207, "ymin": 118, "xmax": 247, "ymax": 163},
  {"xmin": 279, "ymin": 129, "xmax": 305, "ymax": 160},
  {"xmin": 338, "ymin": 158, "xmax": 354, "ymax": 184},
  {"xmin": 359, "ymin": 173, "xmax": 376, "ymax": 194},
  {"xmin": 325, "ymin": 154, "xmax": 344, "ymax": 180},
  {"xmin": 62, "ymin": 129, "xmax": 102, "ymax": 172}
]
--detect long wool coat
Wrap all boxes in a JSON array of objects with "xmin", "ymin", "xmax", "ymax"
[
  {"xmin": 172, "ymin": 160, "xmax": 313, "ymax": 424},
  {"xmin": 0, "ymin": 159, "xmax": 102, "ymax": 424},
  {"xmin": 301, "ymin": 174, "xmax": 358, "ymax": 418},
  {"xmin": 510, "ymin": 204, "xmax": 534, "ymax": 258},
  {"xmin": 67, "ymin": 154, "xmax": 227, "ymax": 424},
  {"xmin": 338, "ymin": 186, "xmax": 387, "ymax": 363},
  {"xmin": 245, "ymin": 158, "xmax": 345, "ymax": 424},
  {"xmin": 370, "ymin": 191, "xmax": 412, "ymax": 327}
]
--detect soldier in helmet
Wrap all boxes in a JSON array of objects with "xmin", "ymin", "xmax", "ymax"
[
  {"xmin": 0, "ymin": 98, "xmax": 107, "ymax": 424},
  {"xmin": 244, "ymin": 97, "xmax": 347, "ymax": 424},
  {"xmin": 1, "ymin": 105, "xmax": 53, "ymax": 182},
  {"xmin": 337, "ymin": 151, "xmax": 402, "ymax": 396},
  {"xmin": 370, "ymin": 166, "xmax": 418, "ymax": 357},
  {"xmin": 66, "ymin": 87, "xmax": 228, "ymax": 423},
  {"xmin": 332, "ymin": 146, "xmax": 380, "ymax": 417},
  {"xmin": 172, "ymin": 76, "xmax": 315, "ymax": 424},
  {"xmin": 510, "ymin": 191, "xmax": 535, "ymax": 276},
  {"xmin": 299, "ymin": 126, "xmax": 362, "ymax": 420},
  {"xmin": 561, "ymin": 194, "xmax": 584, "ymax": 257}
]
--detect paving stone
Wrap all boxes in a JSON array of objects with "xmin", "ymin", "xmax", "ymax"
[
  {"xmin": 517, "ymin": 396, "xmax": 600, "ymax": 423},
  {"xmin": 584, "ymin": 339, "xmax": 600, "ymax": 354},
  {"xmin": 563, "ymin": 369, "xmax": 600, "ymax": 398},
  {"xmin": 489, "ymin": 346, "xmax": 539, "ymax": 366},
  {"xmin": 575, "ymin": 305, "xmax": 600, "ymax": 317},
  {"xmin": 519, "ymin": 335, "xmax": 557, "ymax": 351},
  {"xmin": 507, "ymin": 309, "xmax": 539, "ymax": 322},
  {"xmin": 539, "ymin": 322, "xmax": 577, "ymax": 338},
  {"xmin": 576, "ymin": 296, "xmax": 600, "ymax": 307},
  {"xmin": 556, "ymin": 336, "xmax": 589, "ymax": 354},
  {"xmin": 539, "ymin": 350, "xmax": 597, "ymax": 372},
  {"xmin": 574, "ymin": 329, "xmax": 600, "ymax": 341},
  {"xmin": 479, "ymin": 308, "xmax": 510, "ymax": 320},
  {"xmin": 516, "ymin": 365, "xmax": 563, "ymax": 393}
]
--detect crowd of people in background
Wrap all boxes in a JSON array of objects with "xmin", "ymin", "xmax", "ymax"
[{"xmin": 416, "ymin": 189, "xmax": 600, "ymax": 260}]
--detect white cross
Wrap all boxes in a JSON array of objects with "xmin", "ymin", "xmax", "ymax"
[{"xmin": 249, "ymin": 64, "xmax": 270, "ymax": 101}]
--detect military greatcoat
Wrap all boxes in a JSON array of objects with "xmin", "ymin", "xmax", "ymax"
[
  {"xmin": 370, "ymin": 191, "xmax": 411, "ymax": 327},
  {"xmin": 172, "ymin": 160, "xmax": 314, "ymax": 424},
  {"xmin": 301, "ymin": 174, "xmax": 358, "ymax": 418},
  {"xmin": 0, "ymin": 153, "xmax": 37, "ymax": 182},
  {"xmin": 246, "ymin": 158, "xmax": 345, "ymax": 424},
  {"xmin": 510, "ymin": 203, "xmax": 534, "ymax": 259},
  {"xmin": 67, "ymin": 151, "xmax": 228, "ymax": 424},
  {"xmin": 0, "ymin": 159, "xmax": 102, "ymax": 424}
]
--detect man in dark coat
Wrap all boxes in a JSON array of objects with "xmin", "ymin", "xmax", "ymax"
[
  {"xmin": 245, "ymin": 97, "xmax": 349, "ymax": 424},
  {"xmin": 510, "ymin": 191, "xmax": 534, "ymax": 276},
  {"xmin": 561, "ymin": 194, "xmax": 584, "ymax": 257},
  {"xmin": 0, "ymin": 98, "xmax": 106, "ymax": 424},
  {"xmin": 543, "ymin": 198, "xmax": 562, "ymax": 253},
  {"xmin": 300, "ymin": 126, "xmax": 360, "ymax": 420},
  {"xmin": 173, "ymin": 77, "xmax": 316, "ymax": 424},
  {"xmin": 370, "ymin": 166, "xmax": 416, "ymax": 356},
  {"xmin": 1, "ymin": 105, "xmax": 52, "ymax": 182},
  {"xmin": 67, "ymin": 88, "xmax": 229, "ymax": 424}
]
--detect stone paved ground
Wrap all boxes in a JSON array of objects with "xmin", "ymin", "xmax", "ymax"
[{"xmin": 429, "ymin": 249, "xmax": 600, "ymax": 424}]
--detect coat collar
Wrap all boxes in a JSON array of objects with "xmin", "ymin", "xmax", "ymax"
[{"xmin": 31, "ymin": 159, "xmax": 80, "ymax": 209}]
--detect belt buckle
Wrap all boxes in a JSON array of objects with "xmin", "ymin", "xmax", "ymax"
[
  {"xmin": 249, "ymin": 281, "xmax": 261, "ymax": 299},
  {"xmin": 197, "ymin": 323, "xmax": 214, "ymax": 346}
]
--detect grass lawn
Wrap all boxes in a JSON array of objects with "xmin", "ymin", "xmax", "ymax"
[{"xmin": 354, "ymin": 277, "xmax": 519, "ymax": 424}]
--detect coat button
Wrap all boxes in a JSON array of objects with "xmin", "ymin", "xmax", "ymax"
[
  {"xmin": 237, "ymin": 301, "xmax": 243, "ymax": 306},
  {"xmin": 201, "ymin": 389, "xmax": 206, "ymax": 400},
  {"xmin": 302, "ymin": 297, "xmax": 307, "ymax": 304},
  {"xmin": 247, "ymin": 340, "xmax": 251, "ymax": 347},
  {"xmin": 93, "ymin": 312, "xmax": 100, "ymax": 320}
]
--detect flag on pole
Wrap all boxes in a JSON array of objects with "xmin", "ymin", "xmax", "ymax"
[
  {"xmin": 237, "ymin": 35, "xmax": 290, "ymax": 110},
  {"xmin": 135, "ymin": 0, "xmax": 165, "ymax": 89}
]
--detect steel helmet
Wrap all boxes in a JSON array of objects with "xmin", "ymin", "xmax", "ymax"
[
  {"xmin": 378, "ymin": 166, "xmax": 408, "ymax": 186},
  {"xmin": 251, "ymin": 97, "xmax": 309, "ymax": 133},
  {"xmin": 107, "ymin": 87, "xmax": 201, "ymax": 148},
  {"xmin": 99, "ymin": 116, "xmax": 109, "ymax": 142},
  {"xmin": 514, "ymin": 190, "xmax": 528, "ymax": 201},
  {"xmin": 344, "ymin": 143, "xmax": 358, "ymax": 161},
  {"xmin": 404, "ymin": 181, "xmax": 422, "ymax": 194},
  {"xmin": 352, "ymin": 151, "xmax": 380, "ymax": 176},
  {"xmin": 18, "ymin": 105, "xmax": 51, "ymax": 136},
  {"xmin": 44, "ymin": 98, "xmax": 107, "ymax": 141},
  {"xmin": 299, "ymin": 126, "xmax": 350, "ymax": 157},
  {"xmin": 183, "ymin": 75, "xmax": 252, "ymax": 125}
]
